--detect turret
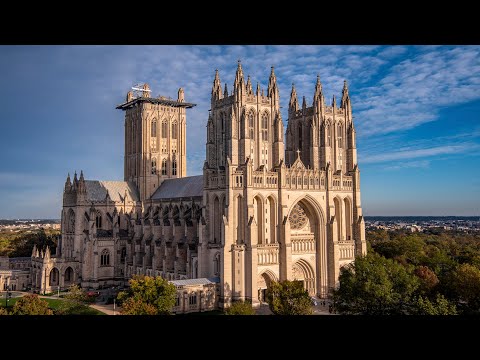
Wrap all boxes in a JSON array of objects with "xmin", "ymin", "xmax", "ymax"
[
  {"xmin": 77, "ymin": 170, "xmax": 86, "ymax": 194},
  {"xmin": 178, "ymin": 87, "xmax": 185, "ymax": 102},
  {"xmin": 64, "ymin": 173, "xmax": 72, "ymax": 192},
  {"xmin": 72, "ymin": 171, "xmax": 78, "ymax": 191},
  {"xmin": 341, "ymin": 80, "xmax": 352, "ymax": 120},
  {"xmin": 142, "ymin": 83, "xmax": 150, "ymax": 98},
  {"xmin": 224, "ymin": 83, "xmax": 228, "ymax": 97},
  {"xmin": 267, "ymin": 66, "xmax": 279, "ymax": 106},
  {"xmin": 313, "ymin": 74, "xmax": 325, "ymax": 118},
  {"xmin": 246, "ymin": 75, "xmax": 253, "ymax": 95},
  {"xmin": 211, "ymin": 69, "xmax": 222, "ymax": 102},
  {"xmin": 289, "ymin": 83, "xmax": 299, "ymax": 114},
  {"xmin": 233, "ymin": 60, "xmax": 245, "ymax": 99},
  {"xmin": 302, "ymin": 96, "xmax": 307, "ymax": 112}
]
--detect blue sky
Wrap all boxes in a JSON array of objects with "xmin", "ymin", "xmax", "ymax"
[{"xmin": 0, "ymin": 45, "xmax": 479, "ymax": 218}]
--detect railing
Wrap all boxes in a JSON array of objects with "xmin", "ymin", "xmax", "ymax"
[
  {"xmin": 257, "ymin": 244, "xmax": 279, "ymax": 265},
  {"xmin": 291, "ymin": 236, "xmax": 315, "ymax": 254},
  {"xmin": 331, "ymin": 175, "xmax": 352, "ymax": 191},
  {"xmin": 284, "ymin": 168, "xmax": 325, "ymax": 190},
  {"xmin": 252, "ymin": 171, "xmax": 278, "ymax": 188},
  {"xmin": 339, "ymin": 241, "xmax": 355, "ymax": 259}
]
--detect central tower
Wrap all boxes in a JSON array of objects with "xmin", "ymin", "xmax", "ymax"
[{"xmin": 117, "ymin": 84, "xmax": 195, "ymax": 201}]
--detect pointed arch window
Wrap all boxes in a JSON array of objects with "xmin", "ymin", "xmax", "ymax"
[
  {"xmin": 161, "ymin": 158, "xmax": 167, "ymax": 175},
  {"xmin": 100, "ymin": 249, "xmax": 110, "ymax": 266},
  {"xmin": 172, "ymin": 122, "xmax": 177, "ymax": 139},
  {"xmin": 151, "ymin": 120, "xmax": 157, "ymax": 137},
  {"xmin": 161, "ymin": 121, "xmax": 168, "ymax": 139},
  {"xmin": 261, "ymin": 113, "xmax": 268, "ymax": 141},
  {"xmin": 172, "ymin": 156, "xmax": 177, "ymax": 176},
  {"xmin": 95, "ymin": 212, "xmax": 102, "ymax": 229},
  {"xmin": 337, "ymin": 123, "xmax": 343, "ymax": 148},
  {"xmin": 120, "ymin": 247, "xmax": 127, "ymax": 264},
  {"xmin": 151, "ymin": 157, "xmax": 157, "ymax": 175},
  {"xmin": 248, "ymin": 112, "xmax": 254, "ymax": 139},
  {"xmin": 327, "ymin": 124, "xmax": 331, "ymax": 147},
  {"xmin": 214, "ymin": 253, "xmax": 221, "ymax": 275}
]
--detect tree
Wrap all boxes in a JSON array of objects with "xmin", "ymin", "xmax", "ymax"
[
  {"xmin": 56, "ymin": 285, "xmax": 92, "ymax": 315},
  {"xmin": 11, "ymin": 294, "xmax": 53, "ymax": 315},
  {"xmin": 266, "ymin": 280, "xmax": 313, "ymax": 315},
  {"xmin": 332, "ymin": 253, "xmax": 420, "ymax": 315},
  {"xmin": 413, "ymin": 294, "xmax": 457, "ymax": 315},
  {"xmin": 446, "ymin": 263, "xmax": 480, "ymax": 313},
  {"xmin": 414, "ymin": 265, "xmax": 439, "ymax": 295},
  {"xmin": 0, "ymin": 307, "xmax": 7, "ymax": 315},
  {"xmin": 118, "ymin": 275, "xmax": 176, "ymax": 315},
  {"xmin": 225, "ymin": 300, "xmax": 255, "ymax": 315}
]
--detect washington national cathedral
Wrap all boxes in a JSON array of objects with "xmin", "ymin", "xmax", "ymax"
[{"xmin": 14, "ymin": 61, "xmax": 367, "ymax": 312}]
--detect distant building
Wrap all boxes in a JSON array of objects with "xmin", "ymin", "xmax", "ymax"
[{"xmin": 4, "ymin": 62, "xmax": 367, "ymax": 312}]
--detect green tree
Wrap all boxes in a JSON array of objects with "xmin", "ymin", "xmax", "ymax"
[
  {"xmin": 118, "ymin": 275, "xmax": 176, "ymax": 315},
  {"xmin": 413, "ymin": 294, "xmax": 457, "ymax": 315},
  {"xmin": 266, "ymin": 280, "xmax": 313, "ymax": 315},
  {"xmin": 225, "ymin": 300, "xmax": 255, "ymax": 315},
  {"xmin": 332, "ymin": 253, "xmax": 420, "ymax": 315},
  {"xmin": 11, "ymin": 294, "xmax": 53, "ymax": 315},
  {"xmin": 56, "ymin": 285, "xmax": 92, "ymax": 315},
  {"xmin": 447, "ymin": 263, "xmax": 480, "ymax": 313}
]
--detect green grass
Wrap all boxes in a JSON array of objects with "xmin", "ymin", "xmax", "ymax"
[{"xmin": 1, "ymin": 296, "xmax": 105, "ymax": 315}]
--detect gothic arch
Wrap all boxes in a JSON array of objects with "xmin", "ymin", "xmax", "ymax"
[
  {"xmin": 333, "ymin": 196, "xmax": 343, "ymax": 242},
  {"xmin": 233, "ymin": 194, "xmax": 244, "ymax": 244},
  {"xmin": 343, "ymin": 197, "xmax": 353, "ymax": 241},
  {"xmin": 49, "ymin": 267, "xmax": 59, "ymax": 287},
  {"xmin": 257, "ymin": 269, "xmax": 277, "ymax": 302},
  {"xmin": 64, "ymin": 267, "xmax": 74, "ymax": 285},
  {"xmin": 266, "ymin": 195, "xmax": 277, "ymax": 244},
  {"xmin": 67, "ymin": 208, "xmax": 75, "ymax": 233},
  {"xmin": 287, "ymin": 194, "xmax": 325, "ymax": 225},
  {"xmin": 253, "ymin": 195, "xmax": 264, "ymax": 245},
  {"xmin": 212, "ymin": 196, "xmax": 221, "ymax": 243},
  {"xmin": 292, "ymin": 259, "xmax": 315, "ymax": 295}
]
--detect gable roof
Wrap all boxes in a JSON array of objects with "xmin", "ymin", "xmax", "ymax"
[
  {"xmin": 150, "ymin": 175, "xmax": 203, "ymax": 200},
  {"xmin": 84, "ymin": 180, "xmax": 140, "ymax": 202}
]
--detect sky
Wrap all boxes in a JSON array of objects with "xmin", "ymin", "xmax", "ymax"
[{"xmin": 0, "ymin": 45, "xmax": 479, "ymax": 218}]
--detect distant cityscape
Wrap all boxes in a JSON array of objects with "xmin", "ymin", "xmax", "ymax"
[
  {"xmin": 0, "ymin": 219, "xmax": 61, "ymax": 232},
  {"xmin": 1, "ymin": 217, "xmax": 479, "ymax": 234},
  {"xmin": 365, "ymin": 216, "xmax": 480, "ymax": 232}
]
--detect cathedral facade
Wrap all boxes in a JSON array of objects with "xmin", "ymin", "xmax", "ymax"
[{"xmin": 28, "ymin": 62, "xmax": 366, "ymax": 310}]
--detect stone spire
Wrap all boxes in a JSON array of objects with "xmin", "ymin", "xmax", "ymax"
[
  {"xmin": 302, "ymin": 96, "xmax": 307, "ymax": 110},
  {"xmin": 267, "ymin": 66, "xmax": 279, "ymax": 102},
  {"xmin": 332, "ymin": 94, "xmax": 336, "ymax": 108},
  {"xmin": 72, "ymin": 171, "xmax": 78, "ymax": 191},
  {"xmin": 233, "ymin": 60, "xmax": 245, "ymax": 98},
  {"xmin": 341, "ymin": 80, "xmax": 350, "ymax": 107},
  {"xmin": 289, "ymin": 83, "xmax": 299, "ymax": 113},
  {"xmin": 256, "ymin": 82, "xmax": 260, "ymax": 96},
  {"xmin": 314, "ymin": 74, "xmax": 323, "ymax": 100},
  {"xmin": 246, "ymin": 75, "xmax": 253, "ymax": 95},
  {"xmin": 224, "ymin": 83, "xmax": 228, "ymax": 97},
  {"xmin": 78, "ymin": 170, "xmax": 86, "ymax": 193},
  {"xmin": 64, "ymin": 173, "xmax": 71, "ymax": 192},
  {"xmin": 211, "ymin": 69, "xmax": 222, "ymax": 101}
]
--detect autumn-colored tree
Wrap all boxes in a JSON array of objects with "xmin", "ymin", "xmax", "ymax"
[
  {"xmin": 225, "ymin": 300, "xmax": 255, "ymax": 315},
  {"xmin": 266, "ymin": 280, "xmax": 313, "ymax": 315},
  {"xmin": 0, "ymin": 307, "xmax": 7, "ymax": 315},
  {"xmin": 118, "ymin": 275, "xmax": 176, "ymax": 315},
  {"xmin": 11, "ymin": 294, "xmax": 53, "ymax": 315},
  {"xmin": 414, "ymin": 265, "xmax": 439, "ymax": 295}
]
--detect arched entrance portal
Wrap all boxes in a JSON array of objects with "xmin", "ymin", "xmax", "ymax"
[
  {"xmin": 292, "ymin": 259, "xmax": 315, "ymax": 295},
  {"xmin": 287, "ymin": 196, "xmax": 325, "ymax": 297},
  {"xmin": 64, "ymin": 267, "xmax": 74, "ymax": 286},
  {"xmin": 49, "ymin": 268, "xmax": 59, "ymax": 287},
  {"xmin": 257, "ymin": 270, "xmax": 276, "ymax": 303}
]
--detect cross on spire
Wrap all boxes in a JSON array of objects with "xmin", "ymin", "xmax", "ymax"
[{"xmin": 296, "ymin": 149, "xmax": 301, "ymax": 159}]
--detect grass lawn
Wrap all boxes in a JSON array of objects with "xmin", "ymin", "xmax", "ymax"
[{"xmin": 1, "ymin": 296, "xmax": 105, "ymax": 315}]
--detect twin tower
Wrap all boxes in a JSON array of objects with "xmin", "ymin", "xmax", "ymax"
[{"xmin": 206, "ymin": 60, "xmax": 357, "ymax": 174}]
